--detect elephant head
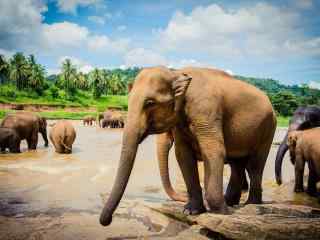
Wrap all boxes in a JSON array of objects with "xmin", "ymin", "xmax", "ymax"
[
  {"xmin": 99, "ymin": 67, "xmax": 192, "ymax": 226},
  {"xmin": 275, "ymin": 106, "xmax": 320, "ymax": 185},
  {"xmin": 39, "ymin": 117, "xmax": 49, "ymax": 147},
  {"xmin": 287, "ymin": 131, "xmax": 300, "ymax": 163}
]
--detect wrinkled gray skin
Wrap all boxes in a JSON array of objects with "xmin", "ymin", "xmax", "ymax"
[
  {"xmin": 0, "ymin": 127, "xmax": 21, "ymax": 153},
  {"xmin": 1, "ymin": 112, "xmax": 48, "ymax": 149},
  {"xmin": 99, "ymin": 66, "xmax": 276, "ymax": 226},
  {"xmin": 275, "ymin": 106, "xmax": 320, "ymax": 185}
]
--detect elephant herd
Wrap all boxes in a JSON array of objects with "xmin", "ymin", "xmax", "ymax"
[
  {"xmin": 1, "ymin": 66, "xmax": 320, "ymax": 229},
  {"xmin": 97, "ymin": 110, "xmax": 125, "ymax": 129},
  {"xmin": 0, "ymin": 112, "xmax": 76, "ymax": 154}
]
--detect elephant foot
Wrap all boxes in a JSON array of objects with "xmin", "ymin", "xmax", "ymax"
[
  {"xmin": 224, "ymin": 193, "xmax": 241, "ymax": 206},
  {"xmin": 183, "ymin": 201, "xmax": 206, "ymax": 215},
  {"xmin": 245, "ymin": 188, "xmax": 262, "ymax": 205},
  {"xmin": 306, "ymin": 188, "xmax": 318, "ymax": 197},
  {"xmin": 294, "ymin": 186, "xmax": 304, "ymax": 193}
]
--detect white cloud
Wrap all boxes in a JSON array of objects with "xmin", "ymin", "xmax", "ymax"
[
  {"xmin": 157, "ymin": 3, "xmax": 320, "ymax": 58},
  {"xmin": 42, "ymin": 22, "xmax": 89, "ymax": 50},
  {"xmin": 308, "ymin": 81, "xmax": 320, "ymax": 89},
  {"xmin": 117, "ymin": 25, "xmax": 127, "ymax": 31},
  {"xmin": 87, "ymin": 35, "xmax": 130, "ymax": 53},
  {"xmin": 168, "ymin": 58, "xmax": 213, "ymax": 69},
  {"xmin": 0, "ymin": 0, "xmax": 47, "ymax": 52},
  {"xmin": 59, "ymin": 56, "xmax": 94, "ymax": 73},
  {"xmin": 124, "ymin": 48, "xmax": 168, "ymax": 67},
  {"xmin": 56, "ymin": 0, "xmax": 104, "ymax": 14}
]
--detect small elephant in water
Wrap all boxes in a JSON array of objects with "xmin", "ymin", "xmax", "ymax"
[
  {"xmin": 1, "ymin": 112, "xmax": 48, "ymax": 150},
  {"xmin": 0, "ymin": 127, "xmax": 21, "ymax": 153},
  {"xmin": 50, "ymin": 120, "xmax": 76, "ymax": 154},
  {"xmin": 287, "ymin": 128, "xmax": 320, "ymax": 202},
  {"xmin": 83, "ymin": 115, "xmax": 95, "ymax": 126},
  {"xmin": 275, "ymin": 106, "xmax": 320, "ymax": 185}
]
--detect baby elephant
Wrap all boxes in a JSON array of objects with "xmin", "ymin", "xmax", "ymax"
[
  {"xmin": 288, "ymin": 128, "xmax": 320, "ymax": 201},
  {"xmin": 50, "ymin": 120, "xmax": 76, "ymax": 154},
  {"xmin": 0, "ymin": 127, "xmax": 20, "ymax": 153}
]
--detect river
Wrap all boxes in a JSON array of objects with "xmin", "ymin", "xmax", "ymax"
[{"xmin": 0, "ymin": 121, "xmax": 319, "ymax": 239}]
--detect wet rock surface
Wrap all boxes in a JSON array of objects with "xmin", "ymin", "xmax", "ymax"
[
  {"xmin": 0, "ymin": 123, "xmax": 320, "ymax": 239},
  {"xmin": 149, "ymin": 201, "xmax": 320, "ymax": 240}
]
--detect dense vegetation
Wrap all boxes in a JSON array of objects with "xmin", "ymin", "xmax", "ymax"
[{"xmin": 0, "ymin": 53, "xmax": 319, "ymax": 118}]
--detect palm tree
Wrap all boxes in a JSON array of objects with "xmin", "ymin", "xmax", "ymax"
[
  {"xmin": 77, "ymin": 72, "xmax": 89, "ymax": 90},
  {"xmin": 92, "ymin": 68, "xmax": 103, "ymax": 99},
  {"xmin": 0, "ymin": 55, "xmax": 10, "ymax": 84},
  {"xmin": 27, "ymin": 55, "xmax": 45, "ymax": 93},
  {"xmin": 10, "ymin": 53, "xmax": 30, "ymax": 90},
  {"xmin": 61, "ymin": 59, "xmax": 77, "ymax": 96}
]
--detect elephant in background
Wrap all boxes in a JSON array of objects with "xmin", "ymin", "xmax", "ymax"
[
  {"xmin": 156, "ymin": 130, "xmax": 249, "ymax": 203},
  {"xmin": 0, "ymin": 127, "xmax": 20, "ymax": 153},
  {"xmin": 1, "ymin": 112, "xmax": 48, "ymax": 150},
  {"xmin": 100, "ymin": 66, "xmax": 276, "ymax": 226},
  {"xmin": 287, "ymin": 128, "xmax": 320, "ymax": 202},
  {"xmin": 50, "ymin": 120, "xmax": 76, "ymax": 154},
  {"xmin": 101, "ymin": 110, "xmax": 125, "ymax": 128},
  {"xmin": 83, "ymin": 115, "xmax": 96, "ymax": 126},
  {"xmin": 275, "ymin": 106, "xmax": 320, "ymax": 185}
]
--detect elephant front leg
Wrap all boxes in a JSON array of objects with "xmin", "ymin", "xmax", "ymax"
[
  {"xmin": 195, "ymin": 127, "xmax": 227, "ymax": 213},
  {"xmin": 174, "ymin": 130, "xmax": 206, "ymax": 215}
]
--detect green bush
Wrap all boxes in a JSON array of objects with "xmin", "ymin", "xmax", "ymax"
[
  {"xmin": 48, "ymin": 85, "xmax": 59, "ymax": 98},
  {"xmin": 0, "ymin": 85, "xmax": 16, "ymax": 99}
]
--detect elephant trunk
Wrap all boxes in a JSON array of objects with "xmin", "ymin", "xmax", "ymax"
[
  {"xmin": 275, "ymin": 133, "xmax": 288, "ymax": 185},
  {"xmin": 275, "ymin": 122, "xmax": 303, "ymax": 185},
  {"xmin": 157, "ymin": 133, "xmax": 188, "ymax": 202},
  {"xmin": 100, "ymin": 126, "xmax": 140, "ymax": 226}
]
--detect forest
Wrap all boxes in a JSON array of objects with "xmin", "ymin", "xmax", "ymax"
[{"xmin": 0, "ymin": 52, "xmax": 319, "ymax": 116}]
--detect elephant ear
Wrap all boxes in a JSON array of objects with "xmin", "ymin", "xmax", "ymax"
[
  {"xmin": 172, "ymin": 73, "xmax": 192, "ymax": 112},
  {"xmin": 128, "ymin": 83, "xmax": 134, "ymax": 93}
]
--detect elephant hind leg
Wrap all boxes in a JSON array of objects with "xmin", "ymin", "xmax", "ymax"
[
  {"xmin": 245, "ymin": 147, "xmax": 270, "ymax": 204},
  {"xmin": 225, "ymin": 157, "xmax": 247, "ymax": 206}
]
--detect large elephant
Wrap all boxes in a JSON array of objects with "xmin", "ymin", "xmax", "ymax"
[
  {"xmin": 287, "ymin": 129, "xmax": 320, "ymax": 201},
  {"xmin": 0, "ymin": 127, "xmax": 20, "ymax": 153},
  {"xmin": 156, "ymin": 130, "xmax": 249, "ymax": 203},
  {"xmin": 275, "ymin": 106, "xmax": 320, "ymax": 185},
  {"xmin": 1, "ymin": 112, "xmax": 48, "ymax": 149},
  {"xmin": 100, "ymin": 66, "xmax": 276, "ymax": 226},
  {"xmin": 50, "ymin": 120, "xmax": 76, "ymax": 154}
]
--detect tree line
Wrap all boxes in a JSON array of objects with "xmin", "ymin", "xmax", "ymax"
[
  {"xmin": 0, "ymin": 53, "xmax": 139, "ymax": 100},
  {"xmin": 0, "ymin": 53, "xmax": 319, "ymax": 116}
]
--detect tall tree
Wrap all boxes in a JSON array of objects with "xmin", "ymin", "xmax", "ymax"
[
  {"xmin": 60, "ymin": 59, "xmax": 77, "ymax": 97},
  {"xmin": 10, "ymin": 53, "xmax": 30, "ymax": 90},
  {"xmin": 91, "ymin": 68, "xmax": 103, "ymax": 99},
  {"xmin": 0, "ymin": 55, "xmax": 10, "ymax": 84}
]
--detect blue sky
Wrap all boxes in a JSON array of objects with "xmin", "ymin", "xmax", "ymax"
[{"xmin": 0, "ymin": 0, "xmax": 319, "ymax": 86}]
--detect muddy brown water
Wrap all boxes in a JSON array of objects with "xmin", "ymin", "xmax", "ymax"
[{"xmin": 0, "ymin": 121, "xmax": 319, "ymax": 239}]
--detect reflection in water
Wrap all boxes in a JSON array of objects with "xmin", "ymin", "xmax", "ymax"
[{"xmin": 0, "ymin": 123, "xmax": 320, "ymax": 239}]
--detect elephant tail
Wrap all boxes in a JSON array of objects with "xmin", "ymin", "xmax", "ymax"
[
  {"xmin": 60, "ymin": 129, "xmax": 72, "ymax": 152},
  {"xmin": 157, "ymin": 132, "xmax": 188, "ymax": 202}
]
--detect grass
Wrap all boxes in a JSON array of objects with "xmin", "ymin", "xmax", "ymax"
[
  {"xmin": 0, "ymin": 84, "xmax": 128, "ymax": 110},
  {"xmin": 277, "ymin": 116, "xmax": 290, "ymax": 127}
]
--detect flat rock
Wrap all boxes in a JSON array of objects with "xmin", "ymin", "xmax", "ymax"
[{"xmin": 145, "ymin": 202, "xmax": 320, "ymax": 240}]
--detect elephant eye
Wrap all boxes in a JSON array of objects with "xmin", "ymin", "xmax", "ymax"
[{"xmin": 144, "ymin": 99, "xmax": 156, "ymax": 108}]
